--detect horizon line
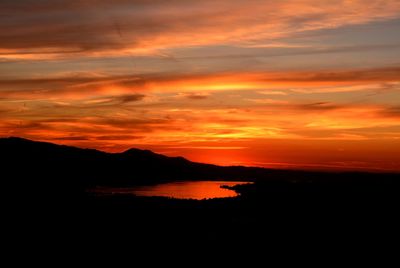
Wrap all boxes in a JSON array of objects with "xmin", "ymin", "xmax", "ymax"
[{"xmin": 1, "ymin": 136, "xmax": 399, "ymax": 174}]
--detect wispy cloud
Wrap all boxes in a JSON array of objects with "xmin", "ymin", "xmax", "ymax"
[
  {"xmin": 1, "ymin": 0, "xmax": 400, "ymax": 170},
  {"xmin": 1, "ymin": 0, "xmax": 400, "ymax": 60}
]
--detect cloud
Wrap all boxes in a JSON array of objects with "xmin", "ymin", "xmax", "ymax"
[
  {"xmin": 1, "ymin": 0, "xmax": 400, "ymax": 60},
  {"xmin": 0, "ymin": 74, "xmax": 150, "ymax": 100},
  {"xmin": 94, "ymin": 135, "xmax": 144, "ymax": 141},
  {"xmin": 261, "ymin": 67, "xmax": 400, "ymax": 84},
  {"xmin": 173, "ymin": 43, "xmax": 400, "ymax": 61},
  {"xmin": 247, "ymin": 98, "xmax": 289, "ymax": 105},
  {"xmin": 297, "ymin": 102, "xmax": 343, "ymax": 111},
  {"xmin": 179, "ymin": 93, "xmax": 210, "ymax": 100},
  {"xmin": 381, "ymin": 106, "xmax": 400, "ymax": 117},
  {"xmin": 83, "ymin": 94, "xmax": 146, "ymax": 106},
  {"xmin": 1, "ymin": 0, "xmax": 399, "ymax": 170},
  {"xmin": 117, "ymin": 94, "xmax": 146, "ymax": 103},
  {"xmin": 51, "ymin": 136, "xmax": 90, "ymax": 141},
  {"xmin": 0, "ymin": 66, "xmax": 399, "ymax": 103},
  {"xmin": 258, "ymin": 91, "xmax": 288, "ymax": 96},
  {"xmin": 246, "ymin": 99, "xmax": 353, "ymax": 113}
]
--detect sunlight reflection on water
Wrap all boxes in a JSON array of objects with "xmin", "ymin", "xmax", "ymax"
[{"xmin": 94, "ymin": 181, "xmax": 252, "ymax": 200}]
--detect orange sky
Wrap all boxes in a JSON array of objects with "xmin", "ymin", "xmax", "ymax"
[{"xmin": 1, "ymin": 0, "xmax": 400, "ymax": 172}]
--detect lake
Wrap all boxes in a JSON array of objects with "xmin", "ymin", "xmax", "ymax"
[{"xmin": 93, "ymin": 181, "xmax": 252, "ymax": 200}]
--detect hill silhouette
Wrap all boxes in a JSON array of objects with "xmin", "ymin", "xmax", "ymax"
[
  {"xmin": 2, "ymin": 136, "xmax": 399, "ymax": 192},
  {"xmin": 0, "ymin": 136, "xmax": 259, "ymax": 188},
  {"xmin": 2, "ymin": 137, "xmax": 400, "ymax": 250}
]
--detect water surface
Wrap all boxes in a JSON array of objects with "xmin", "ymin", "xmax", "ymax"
[{"xmin": 94, "ymin": 181, "xmax": 252, "ymax": 200}]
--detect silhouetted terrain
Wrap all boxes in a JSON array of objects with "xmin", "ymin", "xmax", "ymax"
[{"xmin": 2, "ymin": 137, "xmax": 400, "ymax": 249}]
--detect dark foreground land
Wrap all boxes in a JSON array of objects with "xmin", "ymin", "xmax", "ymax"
[{"xmin": 2, "ymin": 137, "xmax": 400, "ymax": 252}]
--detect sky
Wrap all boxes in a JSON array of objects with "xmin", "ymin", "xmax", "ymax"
[{"xmin": 1, "ymin": 0, "xmax": 400, "ymax": 171}]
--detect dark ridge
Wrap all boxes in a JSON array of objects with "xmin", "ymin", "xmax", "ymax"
[
  {"xmin": 2, "ymin": 136, "xmax": 398, "ymax": 191},
  {"xmin": 0, "ymin": 136, "xmax": 106, "ymax": 156},
  {"xmin": 122, "ymin": 148, "xmax": 159, "ymax": 156},
  {"xmin": 121, "ymin": 147, "xmax": 191, "ymax": 162},
  {"xmin": 2, "ymin": 136, "xmax": 400, "ymax": 249},
  {"xmin": 0, "ymin": 137, "xmax": 251, "ymax": 191}
]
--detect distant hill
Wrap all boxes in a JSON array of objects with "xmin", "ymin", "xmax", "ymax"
[
  {"xmin": 1, "ymin": 137, "xmax": 209, "ymax": 185},
  {"xmin": 2, "ymin": 136, "xmax": 399, "ymax": 230},
  {"xmin": 2, "ymin": 137, "xmax": 398, "ymax": 201},
  {"xmin": 0, "ymin": 137, "xmax": 272, "ymax": 191}
]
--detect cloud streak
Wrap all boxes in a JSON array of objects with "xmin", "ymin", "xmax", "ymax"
[
  {"xmin": 1, "ymin": 0, "xmax": 400, "ymax": 171},
  {"xmin": 1, "ymin": 0, "xmax": 400, "ymax": 59},
  {"xmin": 1, "ymin": 66, "xmax": 398, "ymax": 102}
]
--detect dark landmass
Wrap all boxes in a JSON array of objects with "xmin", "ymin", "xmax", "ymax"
[{"xmin": 2, "ymin": 137, "xmax": 399, "ymax": 250}]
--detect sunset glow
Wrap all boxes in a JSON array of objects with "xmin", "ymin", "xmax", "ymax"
[{"xmin": 1, "ymin": 0, "xmax": 400, "ymax": 171}]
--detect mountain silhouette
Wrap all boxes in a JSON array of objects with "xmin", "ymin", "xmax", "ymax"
[
  {"xmin": 1, "ymin": 137, "xmax": 269, "ymax": 197},
  {"xmin": 2, "ymin": 137, "xmax": 400, "ymax": 249},
  {"xmin": 1, "ymin": 137, "xmax": 209, "ymax": 184},
  {"xmin": 2, "ymin": 137, "xmax": 398, "ymax": 188}
]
